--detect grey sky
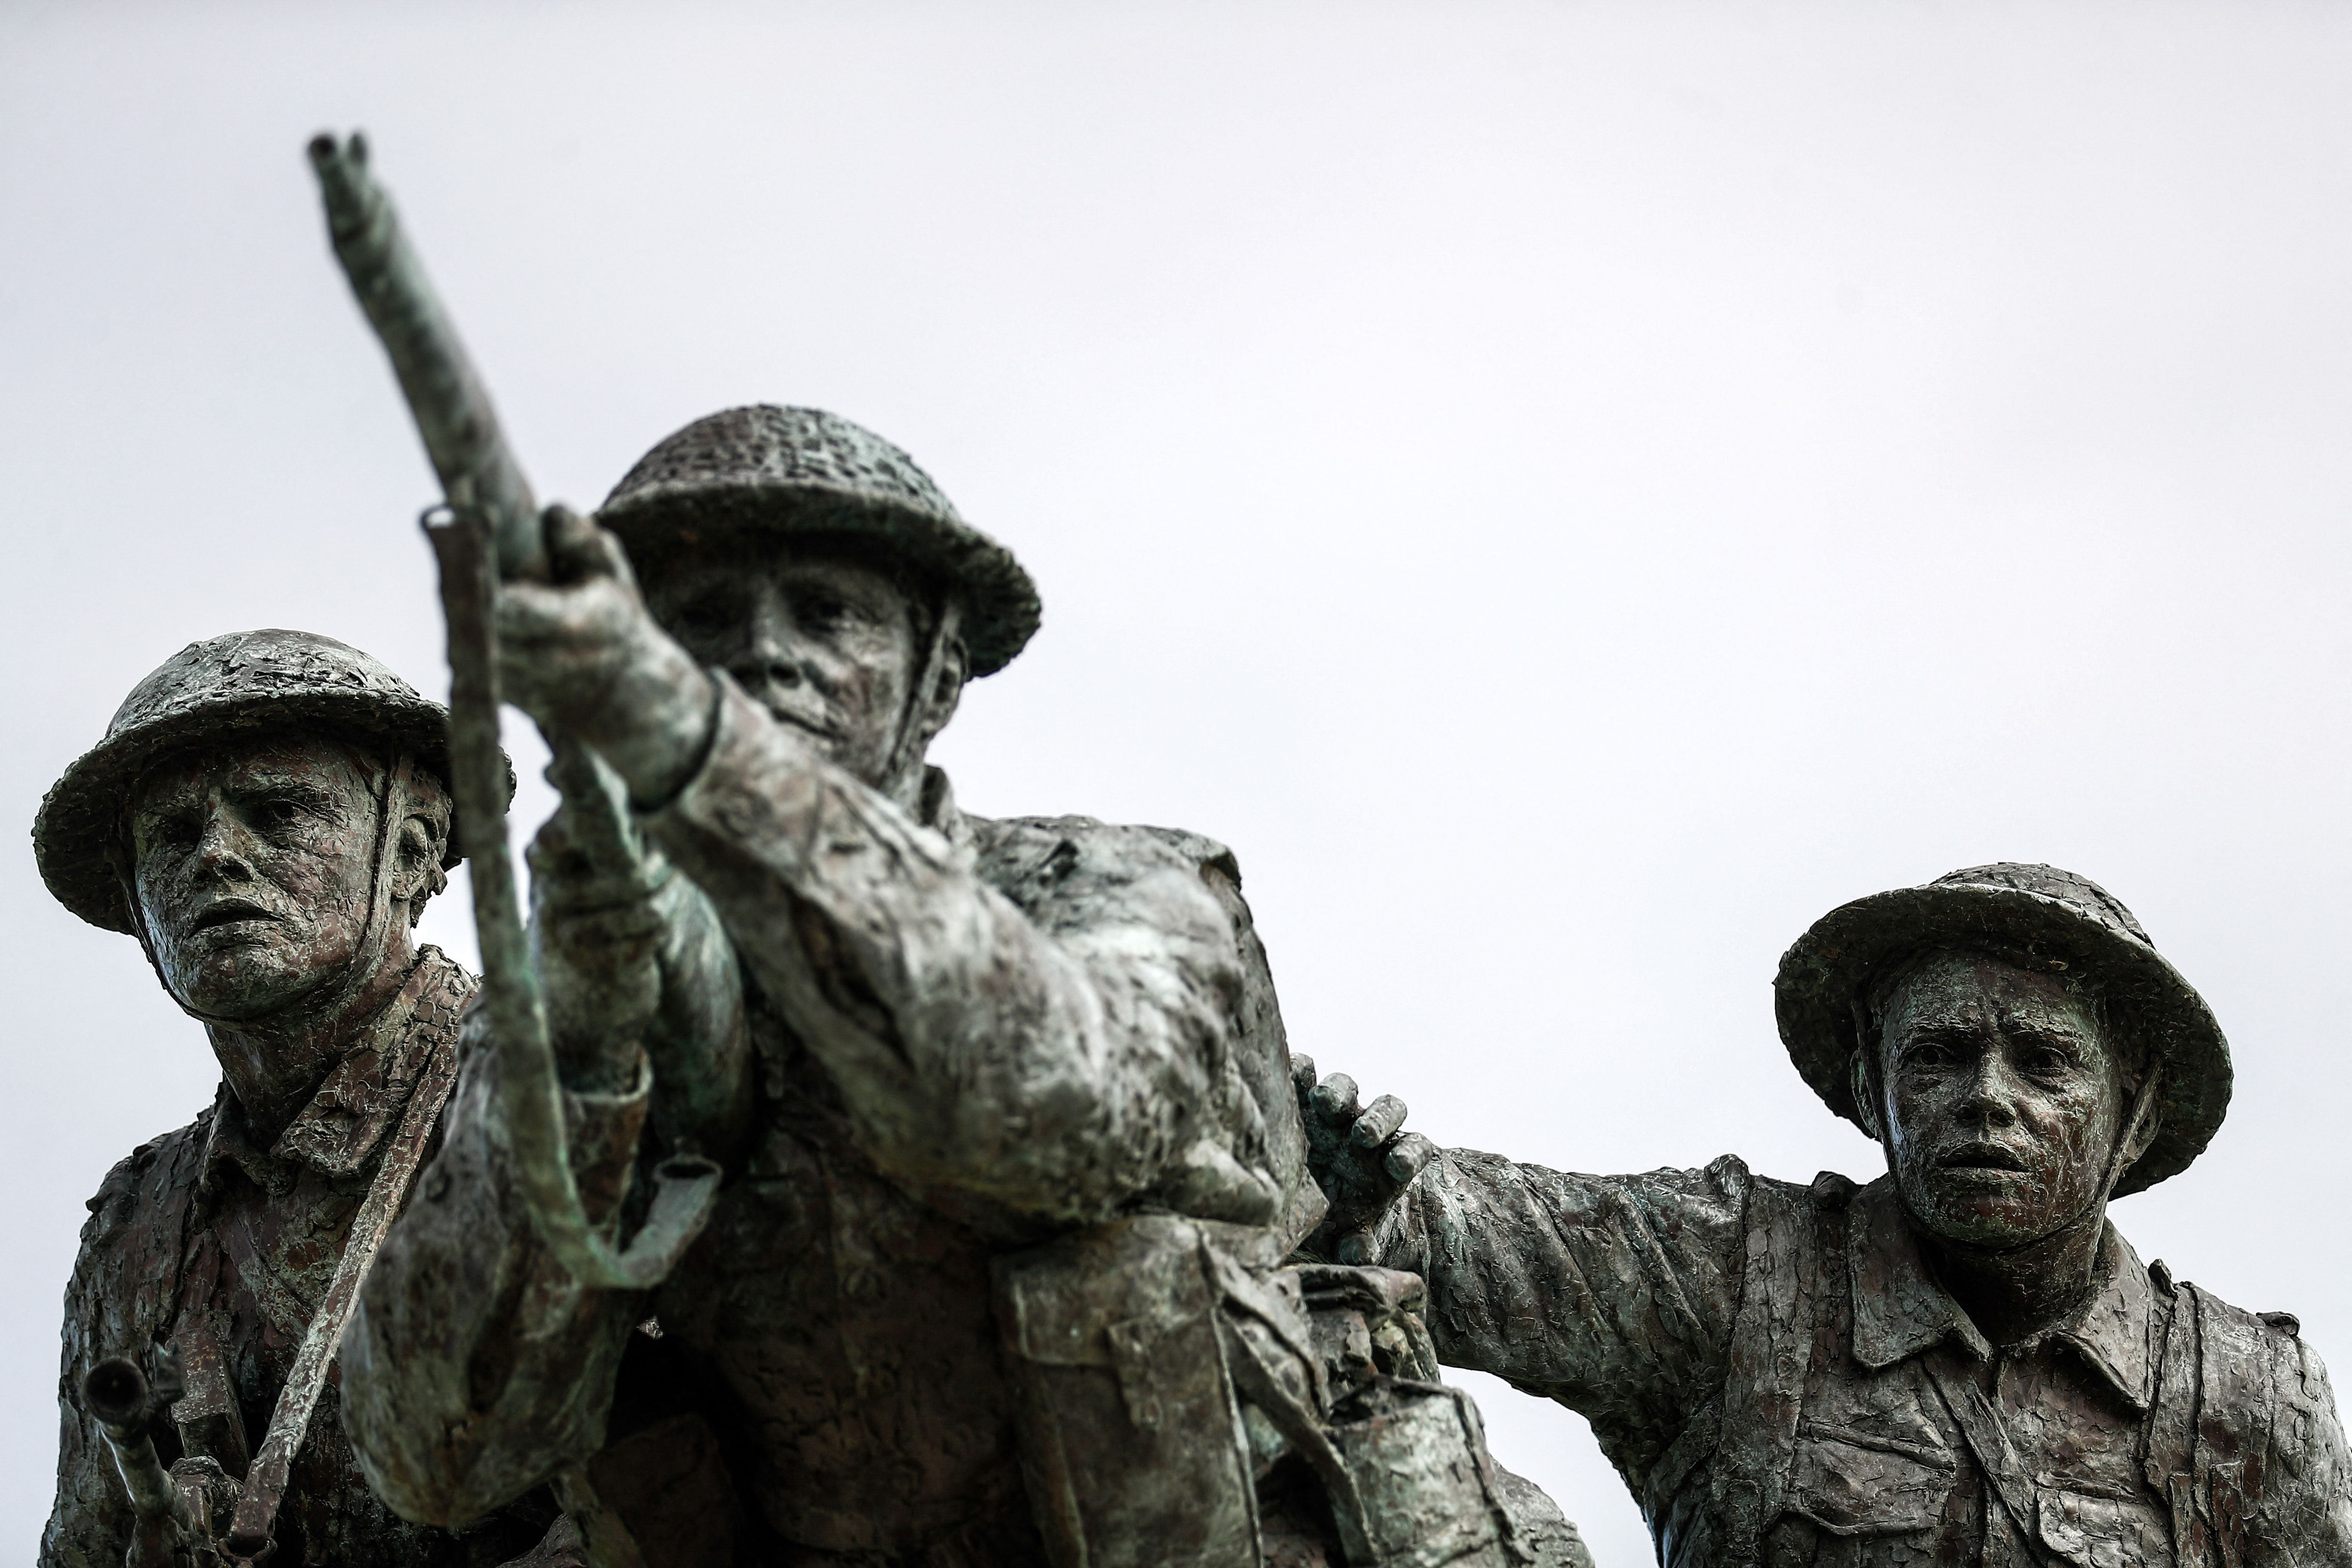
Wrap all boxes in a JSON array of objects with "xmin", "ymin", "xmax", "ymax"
[{"xmin": 5, "ymin": 4, "xmax": 2349, "ymax": 1562}]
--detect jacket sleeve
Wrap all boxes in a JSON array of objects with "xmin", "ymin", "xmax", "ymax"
[
  {"xmin": 1364, "ymin": 1148, "xmax": 1750, "ymax": 1459},
  {"xmin": 40, "ymin": 1128, "xmax": 206, "ymax": 1568},
  {"xmin": 41, "ymin": 1186, "xmax": 139, "ymax": 1568},
  {"xmin": 340, "ymin": 1010, "xmax": 657, "ymax": 1529},
  {"xmin": 637, "ymin": 676, "xmax": 1258, "ymax": 1227},
  {"xmin": 2251, "ymin": 1326, "xmax": 2352, "ymax": 1564},
  {"xmin": 527, "ymin": 752, "xmax": 755, "ymax": 1162}
]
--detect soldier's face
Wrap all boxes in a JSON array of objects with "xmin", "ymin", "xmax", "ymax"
[
  {"xmin": 646, "ymin": 548, "xmax": 923, "ymax": 787},
  {"xmin": 1874, "ymin": 952, "xmax": 2136, "ymax": 1249},
  {"xmin": 128, "ymin": 734, "xmax": 385, "ymax": 1021}
]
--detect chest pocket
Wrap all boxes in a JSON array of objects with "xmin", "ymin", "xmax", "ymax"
[
  {"xmin": 1783, "ymin": 1424, "xmax": 1956, "ymax": 1537},
  {"xmin": 2037, "ymin": 1486, "xmax": 2174, "ymax": 1568}
]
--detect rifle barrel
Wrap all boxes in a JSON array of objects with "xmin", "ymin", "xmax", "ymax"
[
  {"xmin": 83, "ymin": 1358, "xmax": 194, "ymax": 1528},
  {"xmin": 306, "ymin": 132, "xmax": 546, "ymax": 581}
]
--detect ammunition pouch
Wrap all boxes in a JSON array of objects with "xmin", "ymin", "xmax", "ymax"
[{"xmin": 992, "ymin": 1214, "xmax": 1540, "ymax": 1568}]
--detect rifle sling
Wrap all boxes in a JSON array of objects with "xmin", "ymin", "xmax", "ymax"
[{"xmin": 224, "ymin": 1040, "xmax": 462, "ymax": 1561}]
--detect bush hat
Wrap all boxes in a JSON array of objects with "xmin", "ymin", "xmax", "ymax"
[{"xmin": 1774, "ymin": 862, "xmax": 2229, "ymax": 1196}]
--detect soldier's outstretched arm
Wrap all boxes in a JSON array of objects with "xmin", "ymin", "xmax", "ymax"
[
  {"xmin": 341, "ymin": 1011, "xmax": 652, "ymax": 1528},
  {"xmin": 2251, "ymin": 1331, "xmax": 2352, "ymax": 1564},
  {"xmin": 496, "ymin": 510, "xmax": 1257, "ymax": 1227},
  {"xmin": 1295, "ymin": 1063, "xmax": 1748, "ymax": 1442}
]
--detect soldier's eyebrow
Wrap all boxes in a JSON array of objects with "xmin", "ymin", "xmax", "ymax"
[
  {"xmin": 2008, "ymin": 1023, "xmax": 2087, "ymax": 1057},
  {"xmin": 1892, "ymin": 1023, "xmax": 1980, "ymax": 1056},
  {"xmin": 224, "ymin": 774, "xmax": 343, "ymax": 809}
]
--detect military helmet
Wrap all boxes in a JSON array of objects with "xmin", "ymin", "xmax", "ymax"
[
  {"xmin": 597, "ymin": 405, "xmax": 1041, "ymax": 677},
  {"xmin": 34, "ymin": 629, "xmax": 469, "ymax": 934},
  {"xmin": 1775, "ymin": 862, "xmax": 2230, "ymax": 1196}
]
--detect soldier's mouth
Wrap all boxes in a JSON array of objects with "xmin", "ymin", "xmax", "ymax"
[
  {"xmin": 758, "ymin": 701, "xmax": 842, "ymax": 744},
  {"xmin": 190, "ymin": 900, "xmax": 279, "ymax": 933},
  {"xmin": 1939, "ymin": 1144, "xmax": 2027, "ymax": 1173}
]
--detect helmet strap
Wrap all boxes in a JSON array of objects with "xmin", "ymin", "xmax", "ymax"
[{"xmin": 881, "ymin": 598, "xmax": 962, "ymax": 808}]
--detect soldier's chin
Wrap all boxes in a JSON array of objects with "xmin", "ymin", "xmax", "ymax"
[
  {"xmin": 1907, "ymin": 1173, "xmax": 2061, "ymax": 1246},
  {"xmin": 167, "ymin": 949, "xmax": 321, "ymax": 1022}
]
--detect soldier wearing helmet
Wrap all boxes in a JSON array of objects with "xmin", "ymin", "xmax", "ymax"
[
  {"xmin": 1307, "ymin": 864, "xmax": 2352, "ymax": 1566},
  {"xmin": 34, "ymin": 630, "xmax": 560, "ymax": 1568},
  {"xmin": 340, "ymin": 407, "xmax": 1589, "ymax": 1566}
]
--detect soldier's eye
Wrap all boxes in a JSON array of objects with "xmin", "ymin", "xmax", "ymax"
[
  {"xmin": 259, "ymin": 799, "xmax": 306, "ymax": 830},
  {"xmin": 796, "ymin": 590, "xmax": 848, "ymax": 628},
  {"xmin": 668, "ymin": 588, "xmax": 742, "ymax": 640}
]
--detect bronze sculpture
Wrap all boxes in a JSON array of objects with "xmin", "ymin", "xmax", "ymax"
[
  {"xmin": 288, "ymin": 133, "xmax": 1586, "ymax": 1566},
  {"xmin": 32, "ymin": 630, "xmax": 558, "ymax": 1567},
  {"xmin": 1306, "ymin": 863, "xmax": 2352, "ymax": 1565}
]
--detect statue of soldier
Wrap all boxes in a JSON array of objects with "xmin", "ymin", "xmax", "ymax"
[
  {"xmin": 1305, "ymin": 863, "xmax": 2352, "ymax": 1565},
  {"xmin": 33, "ymin": 629, "xmax": 563, "ymax": 1568},
  {"xmin": 340, "ymin": 406, "xmax": 1588, "ymax": 1567}
]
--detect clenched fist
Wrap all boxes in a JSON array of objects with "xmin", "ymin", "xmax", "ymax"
[{"xmin": 495, "ymin": 505, "xmax": 716, "ymax": 807}]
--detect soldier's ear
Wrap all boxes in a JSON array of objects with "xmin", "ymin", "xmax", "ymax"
[
  {"xmin": 388, "ymin": 770, "xmax": 453, "ymax": 923},
  {"xmin": 1849, "ymin": 1047, "xmax": 1885, "ymax": 1142}
]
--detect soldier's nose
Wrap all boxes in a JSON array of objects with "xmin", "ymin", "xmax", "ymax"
[
  {"xmin": 1957, "ymin": 1081, "xmax": 2018, "ymax": 1128},
  {"xmin": 735, "ymin": 645, "xmax": 805, "ymax": 689},
  {"xmin": 193, "ymin": 816, "xmax": 257, "ymax": 881}
]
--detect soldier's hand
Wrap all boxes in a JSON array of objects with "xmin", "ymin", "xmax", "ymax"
[
  {"xmin": 1294, "ymin": 1056, "xmax": 1437, "ymax": 1265},
  {"xmin": 496, "ymin": 506, "xmax": 715, "ymax": 807}
]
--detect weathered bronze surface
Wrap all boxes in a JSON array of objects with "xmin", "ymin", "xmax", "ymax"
[
  {"xmin": 1310, "ymin": 863, "xmax": 2352, "ymax": 1565},
  {"xmin": 47, "ymin": 138, "xmax": 1597, "ymax": 1568},
  {"xmin": 34, "ymin": 631, "xmax": 559, "ymax": 1567}
]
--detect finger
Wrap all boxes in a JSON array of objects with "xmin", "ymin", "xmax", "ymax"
[
  {"xmin": 1350, "ymin": 1093, "xmax": 1409, "ymax": 1149},
  {"xmin": 1308, "ymin": 1072, "xmax": 1360, "ymax": 1123},
  {"xmin": 1289, "ymin": 1054, "xmax": 1318, "ymax": 1098},
  {"xmin": 1384, "ymin": 1132, "xmax": 1437, "ymax": 1186},
  {"xmin": 543, "ymin": 505, "xmax": 637, "ymax": 591},
  {"xmin": 493, "ymin": 579, "xmax": 570, "ymax": 640}
]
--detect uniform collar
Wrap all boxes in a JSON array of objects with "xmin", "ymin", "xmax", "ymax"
[
  {"xmin": 1847, "ymin": 1176, "xmax": 2158, "ymax": 1411},
  {"xmin": 202, "ymin": 947, "xmax": 470, "ymax": 1189}
]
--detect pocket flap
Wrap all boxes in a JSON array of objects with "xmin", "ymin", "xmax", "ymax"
[
  {"xmin": 2036, "ymin": 1485, "xmax": 2171, "ymax": 1567},
  {"xmin": 1785, "ymin": 1431, "xmax": 1954, "ymax": 1537}
]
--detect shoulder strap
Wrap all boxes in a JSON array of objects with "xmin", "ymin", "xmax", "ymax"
[
  {"xmin": 2142, "ymin": 1265, "xmax": 2208, "ymax": 1567},
  {"xmin": 221, "ymin": 1036, "xmax": 461, "ymax": 1562},
  {"xmin": 2184, "ymin": 1282, "xmax": 2278, "ymax": 1568},
  {"xmin": 1709, "ymin": 1174, "xmax": 1843, "ymax": 1565}
]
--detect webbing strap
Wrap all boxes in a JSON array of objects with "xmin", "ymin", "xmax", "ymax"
[{"xmin": 223, "ymin": 1041, "xmax": 462, "ymax": 1561}]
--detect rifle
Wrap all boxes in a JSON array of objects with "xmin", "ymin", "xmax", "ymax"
[{"xmin": 304, "ymin": 130, "xmax": 720, "ymax": 1290}]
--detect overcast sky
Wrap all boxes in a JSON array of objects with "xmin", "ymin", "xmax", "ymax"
[{"xmin": 6, "ymin": 4, "xmax": 2351, "ymax": 1563}]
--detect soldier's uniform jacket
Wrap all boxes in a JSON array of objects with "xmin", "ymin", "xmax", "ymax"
[
  {"xmin": 40, "ymin": 949, "xmax": 557, "ymax": 1568},
  {"xmin": 1369, "ymin": 1148, "xmax": 2352, "ymax": 1567},
  {"xmin": 344, "ymin": 677, "xmax": 1314, "ymax": 1565}
]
